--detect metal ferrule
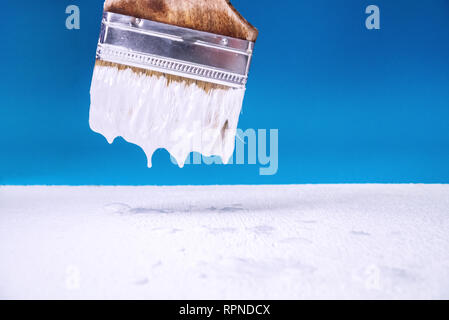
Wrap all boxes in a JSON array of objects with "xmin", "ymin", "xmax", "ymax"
[{"xmin": 96, "ymin": 12, "xmax": 255, "ymax": 89}]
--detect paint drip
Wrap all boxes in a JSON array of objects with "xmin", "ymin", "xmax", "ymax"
[{"xmin": 89, "ymin": 65, "xmax": 245, "ymax": 168}]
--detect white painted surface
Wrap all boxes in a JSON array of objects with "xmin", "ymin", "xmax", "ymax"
[{"xmin": 1, "ymin": 185, "xmax": 448, "ymax": 299}]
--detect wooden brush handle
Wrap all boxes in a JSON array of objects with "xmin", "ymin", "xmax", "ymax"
[{"xmin": 104, "ymin": 0, "xmax": 258, "ymax": 41}]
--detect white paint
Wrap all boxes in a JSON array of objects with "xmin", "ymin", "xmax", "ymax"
[
  {"xmin": 89, "ymin": 65, "xmax": 245, "ymax": 167},
  {"xmin": 1, "ymin": 185, "xmax": 449, "ymax": 299}
]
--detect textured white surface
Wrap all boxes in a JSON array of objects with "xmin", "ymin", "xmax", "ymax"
[
  {"xmin": 90, "ymin": 66, "xmax": 245, "ymax": 167},
  {"xmin": 1, "ymin": 185, "xmax": 449, "ymax": 300}
]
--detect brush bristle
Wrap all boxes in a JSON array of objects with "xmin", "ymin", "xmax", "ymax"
[
  {"xmin": 95, "ymin": 60, "xmax": 229, "ymax": 93},
  {"xmin": 90, "ymin": 62, "xmax": 246, "ymax": 168}
]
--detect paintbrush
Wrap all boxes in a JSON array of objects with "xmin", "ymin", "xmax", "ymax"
[{"xmin": 90, "ymin": 0, "xmax": 258, "ymax": 167}]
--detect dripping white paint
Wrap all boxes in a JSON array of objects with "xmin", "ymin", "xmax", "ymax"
[{"xmin": 90, "ymin": 65, "xmax": 245, "ymax": 168}]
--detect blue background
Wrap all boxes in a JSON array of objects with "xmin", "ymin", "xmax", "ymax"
[{"xmin": 1, "ymin": 0, "xmax": 448, "ymax": 185}]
